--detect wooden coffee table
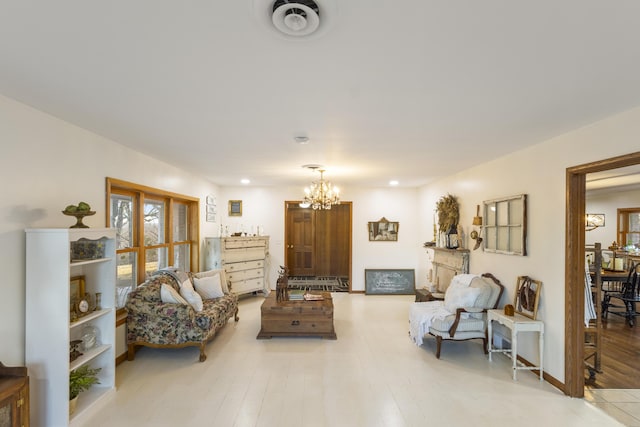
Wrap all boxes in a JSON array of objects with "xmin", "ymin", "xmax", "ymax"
[{"xmin": 256, "ymin": 291, "xmax": 337, "ymax": 339}]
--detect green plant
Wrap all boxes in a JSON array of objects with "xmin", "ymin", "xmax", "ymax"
[{"xmin": 69, "ymin": 365, "xmax": 101, "ymax": 400}]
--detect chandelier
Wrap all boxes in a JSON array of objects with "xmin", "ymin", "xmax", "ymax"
[{"xmin": 300, "ymin": 168, "xmax": 340, "ymax": 210}]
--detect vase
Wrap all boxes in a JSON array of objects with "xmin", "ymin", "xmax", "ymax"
[{"xmin": 69, "ymin": 396, "xmax": 78, "ymax": 415}]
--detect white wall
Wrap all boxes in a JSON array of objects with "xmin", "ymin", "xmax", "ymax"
[
  {"xmin": 586, "ymin": 188, "xmax": 640, "ymax": 247},
  {"xmin": 418, "ymin": 106, "xmax": 640, "ymax": 382},
  {"xmin": 216, "ymin": 186, "xmax": 421, "ymax": 292},
  {"xmin": 0, "ymin": 94, "xmax": 220, "ymax": 365}
]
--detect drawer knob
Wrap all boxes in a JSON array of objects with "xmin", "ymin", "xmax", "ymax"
[{"xmin": 291, "ymin": 320, "xmax": 300, "ymax": 326}]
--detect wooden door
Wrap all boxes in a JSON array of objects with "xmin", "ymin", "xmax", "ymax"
[
  {"xmin": 285, "ymin": 201, "xmax": 352, "ymax": 280},
  {"xmin": 286, "ymin": 204, "xmax": 315, "ymax": 276}
]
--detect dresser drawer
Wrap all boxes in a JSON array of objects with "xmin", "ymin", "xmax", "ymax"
[
  {"xmin": 224, "ymin": 238, "xmax": 268, "ymax": 249},
  {"xmin": 223, "ymin": 248, "xmax": 266, "ymax": 263},
  {"xmin": 227, "ymin": 268, "xmax": 264, "ymax": 282},
  {"xmin": 230, "ymin": 277, "xmax": 264, "ymax": 294},
  {"xmin": 223, "ymin": 259, "xmax": 264, "ymax": 273}
]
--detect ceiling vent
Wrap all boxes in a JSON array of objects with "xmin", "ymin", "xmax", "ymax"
[{"xmin": 272, "ymin": 0, "xmax": 320, "ymax": 37}]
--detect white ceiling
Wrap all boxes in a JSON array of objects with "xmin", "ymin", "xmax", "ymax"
[{"xmin": 2, "ymin": 0, "xmax": 640, "ymax": 188}]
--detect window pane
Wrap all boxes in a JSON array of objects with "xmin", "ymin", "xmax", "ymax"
[
  {"xmin": 497, "ymin": 202, "xmax": 509, "ymax": 226},
  {"xmin": 509, "ymin": 199, "xmax": 523, "ymax": 225},
  {"xmin": 510, "ymin": 226, "xmax": 522, "ymax": 253},
  {"xmin": 630, "ymin": 213, "xmax": 640, "ymax": 232},
  {"xmin": 144, "ymin": 199, "xmax": 166, "ymax": 246},
  {"xmin": 497, "ymin": 227, "xmax": 509, "ymax": 251},
  {"xmin": 173, "ymin": 244, "xmax": 191, "ymax": 271},
  {"xmin": 486, "ymin": 203, "xmax": 496, "ymax": 225},
  {"xmin": 173, "ymin": 203, "xmax": 188, "ymax": 242},
  {"xmin": 116, "ymin": 252, "xmax": 137, "ymax": 308},
  {"xmin": 145, "ymin": 247, "xmax": 168, "ymax": 277},
  {"xmin": 111, "ymin": 194, "xmax": 134, "ymax": 249},
  {"xmin": 485, "ymin": 227, "xmax": 496, "ymax": 250}
]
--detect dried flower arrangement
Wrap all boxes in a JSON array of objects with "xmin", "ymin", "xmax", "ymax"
[{"xmin": 436, "ymin": 194, "xmax": 459, "ymax": 232}]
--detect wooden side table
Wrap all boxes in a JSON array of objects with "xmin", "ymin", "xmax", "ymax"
[
  {"xmin": 414, "ymin": 288, "xmax": 444, "ymax": 302},
  {"xmin": 487, "ymin": 309, "xmax": 544, "ymax": 381}
]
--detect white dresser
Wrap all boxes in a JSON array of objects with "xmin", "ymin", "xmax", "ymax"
[{"xmin": 204, "ymin": 236, "xmax": 269, "ymax": 295}]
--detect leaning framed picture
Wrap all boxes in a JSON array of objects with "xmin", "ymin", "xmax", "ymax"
[
  {"xmin": 228, "ymin": 200, "xmax": 242, "ymax": 216},
  {"xmin": 365, "ymin": 269, "xmax": 415, "ymax": 295},
  {"xmin": 514, "ymin": 276, "xmax": 542, "ymax": 319},
  {"xmin": 70, "ymin": 275, "xmax": 86, "ymax": 307}
]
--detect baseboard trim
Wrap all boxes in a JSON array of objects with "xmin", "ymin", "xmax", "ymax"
[{"xmin": 516, "ymin": 355, "xmax": 565, "ymax": 392}]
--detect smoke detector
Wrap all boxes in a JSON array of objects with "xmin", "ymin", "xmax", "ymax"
[{"xmin": 272, "ymin": 0, "xmax": 320, "ymax": 37}]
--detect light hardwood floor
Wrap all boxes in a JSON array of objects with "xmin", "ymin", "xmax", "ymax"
[{"xmin": 79, "ymin": 293, "xmax": 625, "ymax": 427}]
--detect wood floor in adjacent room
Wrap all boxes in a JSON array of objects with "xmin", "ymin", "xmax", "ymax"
[
  {"xmin": 586, "ymin": 312, "xmax": 640, "ymax": 389},
  {"xmin": 79, "ymin": 294, "xmax": 624, "ymax": 427}
]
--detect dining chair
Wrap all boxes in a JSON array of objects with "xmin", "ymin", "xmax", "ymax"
[{"xmin": 603, "ymin": 261, "xmax": 640, "ymax": 327}]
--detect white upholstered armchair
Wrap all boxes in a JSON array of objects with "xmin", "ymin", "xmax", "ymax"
[{"xmin": 409, "ymin": 273, "xmax": 504, "ymax": 358}]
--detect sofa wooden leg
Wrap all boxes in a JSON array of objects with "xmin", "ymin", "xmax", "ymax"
[
  {"xmin": 127, "ymin": 344, "xmax": 135, "ymax": 361},
  {"xmin": 199, "ymin": 344, "xmax": 207, "ymax": 362},
  {"xmin": 435, "ymin": 336, "xmax": 442, "ymax": 359},
  {"xmin": 234, "ymin": 307, "xmax": 239, "ymax": 322}
]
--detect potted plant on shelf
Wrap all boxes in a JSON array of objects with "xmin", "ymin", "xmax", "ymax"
[{"xmin": 69, "ymin": 365, "xmax": 101, "ymax": 415}]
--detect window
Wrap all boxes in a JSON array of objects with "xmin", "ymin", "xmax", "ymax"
[
  {"xmin": 107, "ymin": 178, "xmax": 200, "ymax": 309},
  {"xmin": 618, "ymin": 208, "xmax": 640, "ymax": 249},
  {"xmin": 483, "ymin": 194, "xmax": 527, "ymax": 256}
]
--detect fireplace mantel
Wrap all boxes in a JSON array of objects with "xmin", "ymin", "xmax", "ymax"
[{"xmin": 427, "ymin": 247, "xmax": 470, "ymax": 293}]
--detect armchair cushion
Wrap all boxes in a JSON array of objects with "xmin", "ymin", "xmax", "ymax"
[
  {"xmin": 430, "ymin": 315, "xmax": 485, "ymax": 333},
  {"xmin": 444, "ymin": 286, "xmax": 481, "ymax": 313}
]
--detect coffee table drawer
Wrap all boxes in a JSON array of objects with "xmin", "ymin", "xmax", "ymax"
[{"xmin": 262, "ymin": 317, "xmax": 334, "ymax": 334}]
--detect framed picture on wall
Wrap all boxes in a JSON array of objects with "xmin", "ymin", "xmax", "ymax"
[
  {"xmin": 368, "ymin": 217, "xmax": 399, "ymax": 241},
  {"xmin": 228, "ymin": 200, "xmax": 242, "ymax": 217}
]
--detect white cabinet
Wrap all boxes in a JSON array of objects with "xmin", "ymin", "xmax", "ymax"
[
  {"xmin": 25, "ymin": 228, "xmax": 116, "ymax": 427},
  {"xmin": 205, "ymin": 236, "xmax": 269, "ymax": 295}
]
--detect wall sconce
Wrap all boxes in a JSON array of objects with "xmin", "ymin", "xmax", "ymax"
[{"xmin": 586, "ymin": 213, "xmax": 605, "ymax": 231}]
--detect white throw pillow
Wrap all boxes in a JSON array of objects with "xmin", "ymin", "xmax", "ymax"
[
  {"xmin": 444, "ymin": 286, "xmax": 482, "ymax": 313},
  {"xmin": 193, "ymin": 273, "xmax": 224, "ymax": 299},
  {"xmin": 160, "ymin": 283, "xmax": 188, "ymax": 305},
  {"xmin": 179, "ymin": 278, "xmax": 204, "ymax": 312}
]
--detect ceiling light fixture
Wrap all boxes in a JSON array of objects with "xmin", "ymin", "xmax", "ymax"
[
  {"xmin": 389, "ymin": 180, "xmax": 399, "ymax": 186},
  {"xmin": 241, "ymin": 178, "xmax": 251, "ymax": 185},
  {"xmin": 300, "ymin": 165, "xmax": 340, "ymax": 209},
  {"xmin": 272, "ymin": 0, "xmax": 320, "ymax": 37},
  {"xmin": 294, "ymin": 135, "xmax": 309, "ymax": 144}
]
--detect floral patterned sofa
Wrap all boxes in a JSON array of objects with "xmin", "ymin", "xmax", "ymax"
[{"xmin": 126, "ymin": 269, "xmax": 239, "ymax": 362}]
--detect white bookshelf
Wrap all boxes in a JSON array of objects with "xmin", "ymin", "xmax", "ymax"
[{"xmin": 25, "ymin": 228, "xmax": 116, "ymax": 427}]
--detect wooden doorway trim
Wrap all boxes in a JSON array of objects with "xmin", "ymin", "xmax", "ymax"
[{"xmin": 565, "ymin": 151, "xmax": 640, "ymax": 397}]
